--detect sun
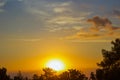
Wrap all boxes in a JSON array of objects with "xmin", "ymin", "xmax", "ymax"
[{"xmin": 46, "ymin": 59, "xmax": 65, "ymax": 71}]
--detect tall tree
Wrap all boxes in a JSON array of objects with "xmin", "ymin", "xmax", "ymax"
[{"xmin": 96, "ymin": 38, "xmax": 120, "ymax": 80}]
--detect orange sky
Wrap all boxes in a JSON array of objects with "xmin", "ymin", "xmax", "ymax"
[{"xmin": 0, "ymin": 38, "xmax": 112, "ymax": 72}]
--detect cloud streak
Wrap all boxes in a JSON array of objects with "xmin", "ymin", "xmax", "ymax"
[
  {"xmin": 0, "ymin": 0, "xmax": 7, "ymax": 12},
  {"xmin": 9, "ymin": 38, "xmax": 41, "ymax": 42},
  {"xmin": 23, "ymin": 0, "xmax": 92, "ymax": 32},
  {"xmin": 0, "ymin": 0, "xmax": 6, "ymax": 7}
]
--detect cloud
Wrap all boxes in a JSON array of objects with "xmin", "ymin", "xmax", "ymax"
[
  {"xmin": 64, "ymin": 16, "xmax": 120, "ymax": 41},
  {"xmin": 24, "ymin": 0, "xmax": 72, "ymax": 15},
  {"xmin": 0, "ymin": 0, "xmax": 6, "ymax": 7},
  {"xmin": 18, "ymin": 0, "xmax": 23, "ymax": 2},
  {"xmin": 87, "ymin": 16, "xmax": 120, "ymax": 32},
  {"xmin": 46, "ymin": 10, "xmax": 92, "ymax": 32},
  {"xmin": 46, "ymin": 15, "xmax": 89, "ymax": 32},
  {"xmin": 87, "ymin": 16, "xmax": 111, "ymax": 28},
  {"xmin": 28, "ymin": 8, "xmax": 49, "ymax": 17},
  {"xmin": 0, "ymin": 0, "xmax": 7, "ymax": 12},
  {"xmin": 52, "ymin": 2, "xmax": 72, "ymax": 13},
  {"xmin": 24, "ymin": 0, "xmax": 50, "ymax": 16},
  {"xmin": 23, "ymin": 0, "xmax": 92, "ymax": 32},
  {"xmin": 47, "ymin": 1, "xmax": 93, "ymax": 32},
  {"xmin": 113, "ymin": 10, "xmax": 120, "ymax": 18},
  {"xmin": 64, "ymin": 30, "xmax": 120, "ymax": 41},
  {"xmin": 48, "ymin": 16, "xmax": 85, "ymax": 25},
  {"xmin": 9, "ymin": 38, "xmax": 41, "ymax": 42},
  {"xmin": 46, "ymin": 1, "xmax": 72, "ymax": 8},
  {"xmin": 53, "ymin": 7, "xmax": 70, "ymax": 13}
]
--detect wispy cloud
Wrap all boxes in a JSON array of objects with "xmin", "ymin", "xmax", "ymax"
[
  {"xmin": 24, "ymin": 0, "xmax": 50, "ymax": 17},
  {"xmin": 0, "ymin": 0, "xmax": 7, "ymax": 12},
  {"xmin": 52, "ymin": 1, "xmax": 72, "ymax": 13},
  {"xmin": 46, "ymin": 15, "xmax": 89, "ymax": 32},
  {"xmin": 0, "ymin": 0, "xmax": 6, "ymax": 7},
  {"xmin": 23, "ymin": 0, "xmax": 92, "ymax": 32},
  {"xmin": 48, "ymin": 16, "xmax": 85, "ymax": 25},
  {"xmin": 53, "ymin": 7, "xmax": 70, "ymax": 13},
  {"xmin": 9, "ymin": 38, "xmax": 41, "ymax": 42},
  {"xmin": 27, "ymin": 8, "xmax": 49, "ymax": 17}
]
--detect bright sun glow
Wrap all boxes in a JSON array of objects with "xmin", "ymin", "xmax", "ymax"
[{"xmin": 46, "ymin": 59, "xmax": 65, "ymax": 71}]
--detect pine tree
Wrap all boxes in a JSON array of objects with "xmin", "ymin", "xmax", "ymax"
[{"xmin": 96, "ymin": 38, "xmax": 120, "ymax": 80}]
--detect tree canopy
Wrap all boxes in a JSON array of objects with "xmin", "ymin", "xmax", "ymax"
[{"xmin": 96, "ymin": 38, "xmax": 120, "ymax": 80}]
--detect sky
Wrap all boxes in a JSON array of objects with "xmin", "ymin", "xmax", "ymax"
[{"xmin": 0, "ymin": 0, "xmax": 120, "ymax": 73}]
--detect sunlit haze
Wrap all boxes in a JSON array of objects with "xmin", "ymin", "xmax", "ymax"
[{"xmin": 46, "ymin": 59, "xmax": 65, "ymax": 71}]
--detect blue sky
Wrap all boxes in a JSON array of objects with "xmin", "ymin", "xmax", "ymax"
[{"xmin": 0, "ymin": 0, "xmax": 120, "ymax": 38}]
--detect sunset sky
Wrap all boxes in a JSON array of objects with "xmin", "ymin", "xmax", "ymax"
[{"xmin": 0, "ymin": 0, "xmax": 120, "ymax": 73}]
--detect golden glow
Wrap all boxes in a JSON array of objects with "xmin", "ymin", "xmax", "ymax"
[{"xmin": 46, "ymin": 59, "xmax": 65, "ymax": 71}]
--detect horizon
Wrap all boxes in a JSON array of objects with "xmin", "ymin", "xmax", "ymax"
[{"xmin": 7, "ymin": 67, "xmax": 96, "ymax": 78}]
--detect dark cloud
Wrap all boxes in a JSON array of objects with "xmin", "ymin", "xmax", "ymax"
[
  {"xmin": 87, "ymin": 16, "xmax": 112, "ymax": 27},
  {"xmin": 113, "ymin": 10, "xmax": 120, "ymax": 18},
  {"xmin": 87, "ymin": 16, "xmax": 120, "ymax": 32},
  {"xmin": 77, "ymin": 33, "xmax": 101, "ymax": 38}
]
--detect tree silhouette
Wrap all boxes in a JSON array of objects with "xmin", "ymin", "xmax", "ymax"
[
  {"xmin": 96, "ymin": 38, "xmax": 120, "ymax": 80},
  {"xmin": 14, "ymin": 71, "xmax": 23, "ymax": 80},
  {"xmin": 39, "ymin": 74, "xmax": 45, "ymax": 80},
  {"xmin": 89, "ymin": 72, "xmax": 96, "ymax": 80},
  {"xmin": 96, "ymin": 69, "xmax": 103, "ymax": 80},
  {"xmin": 0, "ymin": 67, "xmax": 11, "ymax": 80},
  {"xmin": 59, "ymin": 71, "xmax": 69, "ymax": 80},
  {"xmin": 42, "ymin": 68, "xmax": 57, "ymax": 80},
  {"xmin": 0, "ymin": 67, "xmax": 88, "ymax": 80},
  {"xmin": 59, "ymin": 69, "xmax": 87, "ymax": 80},
  {"xmin": 33, "ymin": 74, "xmax": 39, "ymax": 80}
]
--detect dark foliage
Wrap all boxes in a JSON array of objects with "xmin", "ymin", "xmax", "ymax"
[
  {"xmin": 32, "ymin": 68, "xmax": 88, "ymax": 80},
  {"xmin": 96, "ymin": 38, "xmax": 120, "ymax": 80},
  {"xmin": 89, "ymin": 72, "xmax": 96, "ymax": 80},
  {"xmin": 0, "ymin": 67, "xmax": 11, "ymax": 80},
  {"xmin": 0, "ymin": 67, "xmax": 88, "ymax": 80}
]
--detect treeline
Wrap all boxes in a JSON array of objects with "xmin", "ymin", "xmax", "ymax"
[
  {"xmin": 0, "ymin": 38, "xmax": 120, "ymax": 80},
  {"xmin": 0, "ymin": 67, "xmax": 88, "ymax": 80}
]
